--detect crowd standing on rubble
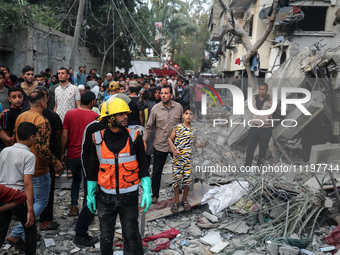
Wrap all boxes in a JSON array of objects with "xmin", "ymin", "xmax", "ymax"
[
  {"xmin": 0, "ymin": 65, "xmax": 224, "ymax": 254},
  {"xmin": 0, "ymin": 62, "xmax": 340, "ymax": 255}
]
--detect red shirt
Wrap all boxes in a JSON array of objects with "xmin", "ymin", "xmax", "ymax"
[{"xmin": 63, "ymin": 109, "xmax": 99, "ymax": 159}]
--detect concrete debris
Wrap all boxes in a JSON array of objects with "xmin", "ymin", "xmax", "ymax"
[
  {"xmin": 43, "ymin": 238, "xmax": 55, "ymax": 247},
  {"xmin": 52, "ymin": 246, "xmax": 69, "ymax": 253},
  {"xmin": 324, "ymin": 197, "xmax": 334, "ymax": 208},
  {"xmin": 187, "ymin": 223, "xmax": 202, "ymax": 237},
  {"xmin": 199, "ymin": 231, "xmax": 221, "ymax": 246},
  {"xmin": 163, "ymin": 250, "xmax": 181, "ymax": 255},
  {"xmin": 304, "ymin": 177, "xmax": 323, "ymax": 191},
  {"xmin": 209, "ymin": 241, "xmax": 229, "ymax": 253},
  {"xmin": 202, "ymin": 211, "xmax": 219, "ymax": 223},
  {"xmin": 274, "ymin": 91, "xmax": 325, "ymax": 143},
  {"xmin": 309, "ymin": 143, "xmax": 340, "ymax": 164},
  {"xmin": 266, "ymin": 242, "xmax": 279, "ymax": 255},
  {"xmin": 2, "ymin": 244, "xmax": 10, "ymax": 250},
  {"xmin": 215, "ymin": 211, "xmax": 225, "ymax": 219},
  {"xmin": 279, "ymin": 244, "xmax": 299, "ymax": 255},
  {"xmin": 233, "ymin": 251, "xmax": 248, "ymax": 255},
  {"xmin": 216, "ymin": 136, "xmax": 226, "ymax": 145},
  {"xmin": 197, "ymin": 216, "xmax": 219, "ymax": 228},
  {"xmin": 221, "ymin": 221, "xmax": 249, "ymax": 234},
  {"xmin": 181, "ymin": 240, "xmax": 205, "ymax": 255},
  {"xmin": 70, "ymin": 247, "xmax": 81, "ymax": 254}
]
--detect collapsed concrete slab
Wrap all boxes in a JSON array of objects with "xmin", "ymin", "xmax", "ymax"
[
  {"xmin": 309, "ymin": 143, "xmax": 340, "ymax": 164},
  {"xmin": 266, "ymin": 47, "xmax": 313, "ymax": 91},
  {"xmin": 227, "ymin": 48, "xmax": 321, "ymax": 147},
  {"xmin": 226, "ymin": 108, "xmax": 252, "ymax": 147},
  {"xmin": 274, "ymin": 91, "xmax": 325, "ymax": 143}
]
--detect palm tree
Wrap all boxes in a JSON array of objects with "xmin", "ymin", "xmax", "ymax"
[{"xmin": 137, "ymin": 0, "xmax": 200, "ymax": 61}]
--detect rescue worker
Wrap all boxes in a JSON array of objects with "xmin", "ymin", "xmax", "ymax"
[{"xmin": 86, "ymin": 95, "xmax": 152, "ymax": 255}]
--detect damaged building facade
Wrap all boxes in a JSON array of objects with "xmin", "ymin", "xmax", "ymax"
[{"xmin": 209, "ymin": 0, "xmax": 340, "ymax": 163}]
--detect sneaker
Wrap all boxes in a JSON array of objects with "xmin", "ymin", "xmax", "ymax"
[
  {"xmin": 73, "ymin": 234, "xmax": 99, "ymax": 247},
  {"xmin": 68, "ymin": 205, "xmax": 79, "ymax": 216}
]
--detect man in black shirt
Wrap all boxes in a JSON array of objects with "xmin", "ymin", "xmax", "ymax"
[
  {"xmin": 128, "ymin": 86, "xmax": 145, "ymax": 126},
  {"xmin": 3, "ymin": 88, "xmax": 23, "ymax": 142},
  {"xmin": 245, "ymin": 83, "xmax": 273, "ymax": 167},
  {"xmin": 86, "ymin": 94, "xmax": 151, "ymax": 255}
]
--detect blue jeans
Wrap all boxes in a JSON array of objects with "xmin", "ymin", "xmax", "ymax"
[
  {"xmin": 69, "ymin": 158, "xmax": 83, "ymax": 206},
  {"xmin": 10, "ymin": 173, "xmax": 51, "ymax": 240}
]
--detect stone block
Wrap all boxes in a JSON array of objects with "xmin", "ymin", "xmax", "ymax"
[
  {"xmin": 202, "ymin": 212, "xmax": 219, "ymax": 223},
  {"xmin": 309, "ymin": 143, "xmax": 340, "ymax": 164},
  {"xmin": 209, "ymin": 241, "xmax": 229, "ymax": 253},
  {"xmin": 222, "ymin": 221, "xmax": 249, "ymax": 234},
  {"xmin": 199, "ymin": 231, "xmax": 221, "ymax": 246},
  {"xmin": 278, "ymin": 244, "xmax": 299, "ymax": 255},
  {"xmin": 266, "ymin": 242, "xmax": 278, "ymax": 255}
]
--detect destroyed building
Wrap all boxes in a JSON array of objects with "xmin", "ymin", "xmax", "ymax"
[{"xmin": 208, "ymin": 0, "xmax": 340, "ymax": 163}]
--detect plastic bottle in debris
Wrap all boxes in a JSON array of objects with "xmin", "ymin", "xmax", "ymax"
[
  {"xmin": 319, "ymin": 246, "xmax": 336, "ymax": 251},
  {"xmin": 300, "ymin": 249, "xmax": 315, "ymax": 255}
]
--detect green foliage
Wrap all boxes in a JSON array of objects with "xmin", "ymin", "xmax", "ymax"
[
  {"xmin": 2, "ymin": 0, "xmax": 215, "ymax": 74},
  {"xmin": 0, "ymin": 0, "xmax": 32, "ymax": 36},
  {"xmin": 29, "ymin": 5, "xmax": 58, "ymax": 28}
]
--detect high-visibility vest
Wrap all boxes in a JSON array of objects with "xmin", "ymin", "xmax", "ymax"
[{"xmin": 92, "ymin": 128, "xmax": 140, "ymax": 194}]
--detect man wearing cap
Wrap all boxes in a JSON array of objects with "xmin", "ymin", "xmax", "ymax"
[{"xmin": 85, "ymin": 95, "xmax": 151, "ymax": 255}]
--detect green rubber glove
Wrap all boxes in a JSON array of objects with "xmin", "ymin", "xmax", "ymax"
[
  {"xmin": 141, "ymin": 177, "xmax": 152, "ymax": 212},
  {"xmin": 87, "ymin": 181, "xmax": 98, "ymax": 214}
]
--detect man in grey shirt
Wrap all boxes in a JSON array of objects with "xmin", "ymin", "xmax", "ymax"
[
  {"xmin": 0, "ymin": 122, "xmax": 37, "ymax": 254},
  {"xmin": 143, "ymin": 84, "xmax": 183, "ymax": 203}
]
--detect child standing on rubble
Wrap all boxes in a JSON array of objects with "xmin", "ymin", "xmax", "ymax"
[{"xmin": 168, "ymin": 105, "xmax": 208, "ymax": 214}]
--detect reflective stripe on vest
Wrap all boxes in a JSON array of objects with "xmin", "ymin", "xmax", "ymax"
[
  {"xmin": 93, "ymin": 128, "xmax": 140, "ymax": 193},
  {"xmin": 93, "ymin": 130, "xmax": 138, "ymax": 165}
]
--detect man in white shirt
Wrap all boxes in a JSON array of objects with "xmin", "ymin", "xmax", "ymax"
[{"xmin": 54, "ymin": 67, "xmax": 81, "ymax": 122}]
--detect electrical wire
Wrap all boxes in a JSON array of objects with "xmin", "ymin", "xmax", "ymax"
[
  {"xmin": 118, "ymin": 0, "xmax": 189, "ymax": 79},
  {"xmin": 54, "ymin": 0, "xmax": 77, "ymax": 30},
  {"xmin": 6, "ymin": 0, "xmax": 78, "ymax": 64},
  {"xmin": 88, "ymin": 0, "xmax": 111, "ymax": 27},
  {"xmin": 110, "ymin": 0, "xmax": 159, "ymax": 76}
]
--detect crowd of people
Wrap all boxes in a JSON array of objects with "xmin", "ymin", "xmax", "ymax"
[
  {"xmin": 0, "ymin": 64, "xmax": 211, "ymax": 254},
  {"xmin": 0, "ymin": 63, "xmax": 274, "ymax": 255}
]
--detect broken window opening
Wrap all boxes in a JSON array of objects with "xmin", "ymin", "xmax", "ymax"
[
  {"xmin": 248, "ymin": 17, "xmax": 253, "ymax": 37},
  {"xmin": 280, "ymin": 51, "xmax": 287, "ymax": 65},
  {"xmin": 295, "ymin": 6, "xmax": 328, "ymax": 31}
]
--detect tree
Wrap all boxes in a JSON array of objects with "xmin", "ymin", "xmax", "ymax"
[
  {"xmin": 69, "ymin": 0, "xmax": 85, "ymax": 73},
  {"xmin": 145, "ymin": 0, "xmax": 199, "ymax": 60},
  {"xmin": 217, "ymin": 0, "xmax": 280, "ymax": 88}
]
